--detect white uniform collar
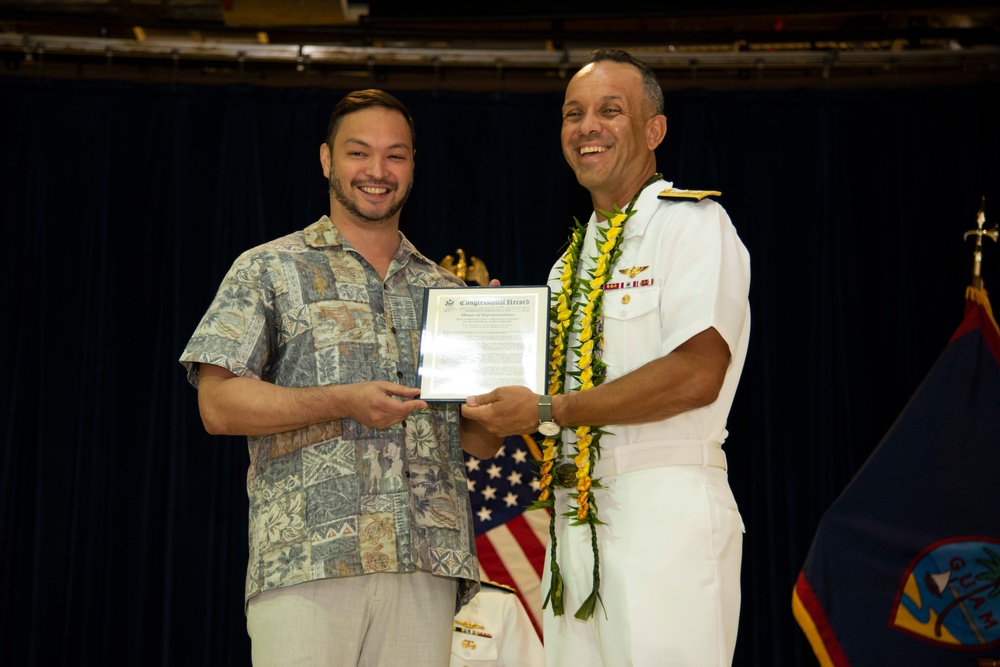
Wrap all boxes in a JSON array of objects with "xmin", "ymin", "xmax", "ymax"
[{"xmin": 621, "ymin": 177, "xmax": 671, "ymax": 239}]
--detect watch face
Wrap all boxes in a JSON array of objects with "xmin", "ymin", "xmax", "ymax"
[{"xmin": 538, "ymin": 422, "xmax": 560, "ymax": 437}]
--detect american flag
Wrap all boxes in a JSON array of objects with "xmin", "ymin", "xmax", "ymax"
[{"xmin": 465, "ymin": 434, "xmax": 549, "ymax": 639}]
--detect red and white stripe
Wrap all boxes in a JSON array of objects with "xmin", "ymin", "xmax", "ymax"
[{"xmin": 475, "ymin": 507, "xmax": 550, "ymax": 640}]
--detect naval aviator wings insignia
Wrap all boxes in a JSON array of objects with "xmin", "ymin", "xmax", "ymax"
[{"xmin": 619, "ymin": 266, "xmax": 649, "ymax": 279}]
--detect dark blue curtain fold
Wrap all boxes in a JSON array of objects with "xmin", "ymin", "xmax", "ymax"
[{"xmin": 2, "ymin": 76, "xmax": 998, "ymax": 666}]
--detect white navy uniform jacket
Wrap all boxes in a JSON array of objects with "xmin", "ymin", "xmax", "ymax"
[{"xmin": 451, "ymin": 581, "xmax": 544, "ymax": 666}]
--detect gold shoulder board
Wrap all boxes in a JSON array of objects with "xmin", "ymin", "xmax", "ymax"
[
  {"xmin": 481, "ymin": 580, "xmax": 517, "ymax": 594},
  {"xmin": 657, "ymin": 187, "xmax": 721, "ymax": 201}
]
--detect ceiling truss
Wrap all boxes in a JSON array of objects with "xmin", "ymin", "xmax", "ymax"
[{"xmin": 2, "ymin": 2, "xmax": 998, "ymax": 90}]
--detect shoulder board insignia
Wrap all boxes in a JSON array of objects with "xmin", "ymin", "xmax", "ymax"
[
  {"xmin": 657, "ymin": 188, "xmax": 721, "ymax": 201},
  {"xmin": 481, "ymin": 580, "xmax": 517, "ymax": 594}
]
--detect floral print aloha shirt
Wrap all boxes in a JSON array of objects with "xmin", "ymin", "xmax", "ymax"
[{"xmin": 180, "ymin": 216, "xmax": 480, "ymax": 610}]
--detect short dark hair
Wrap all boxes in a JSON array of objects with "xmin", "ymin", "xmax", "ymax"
[
  {"xmin": 325, "ymin": 89, "xmax": 416, "ymax": 148},
  {"xmin": 582, "ymin": 48, "xmax": 664, "ymax": 117}
]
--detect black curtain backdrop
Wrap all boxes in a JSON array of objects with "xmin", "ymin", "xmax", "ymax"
[{"xmin": 2, "ymin": 76, "xmax": 998, "ymax": 666}]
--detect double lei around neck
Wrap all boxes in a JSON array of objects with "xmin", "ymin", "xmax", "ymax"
[{"xmin": 532, "ymin": 173, "xmax": 661, "ymax": 620}]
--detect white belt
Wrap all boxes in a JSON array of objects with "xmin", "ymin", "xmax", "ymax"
[{"xmin": 591, "ymin": 439, "xmax": 727, "ymax": 478}]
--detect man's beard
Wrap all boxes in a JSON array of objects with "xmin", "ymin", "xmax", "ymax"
[{"xmin": 329, "ymin": 174, "xmax": 412, "ymax": 224}]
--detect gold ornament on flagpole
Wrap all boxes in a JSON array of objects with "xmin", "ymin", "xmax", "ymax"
[
  {"xmin": 963, "ymin": 196, "xmax": 998, "ymax": 290},
  {"xmin": 439, "ymin": 248, "xmax": 491, "ymax": 286}
]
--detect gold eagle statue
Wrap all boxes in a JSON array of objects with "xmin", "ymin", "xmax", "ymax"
[{"xmin": 439, "ymin": 248, "xmax": 491, "ymax": 286}]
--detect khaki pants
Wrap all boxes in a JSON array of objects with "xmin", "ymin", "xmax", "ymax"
[{"xmin": 247, "ymin": 571, "xmax": 458, "ymax": 667}]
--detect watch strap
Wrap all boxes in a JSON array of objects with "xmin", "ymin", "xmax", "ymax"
[{"xmin": 538, "ymin": 394, "xmax": 553, "ymax": 422}]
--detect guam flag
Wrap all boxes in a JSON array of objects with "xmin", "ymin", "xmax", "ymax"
[{"xmin": 793, "ymin": 287, "xmax": 1000, "ymax": 665}]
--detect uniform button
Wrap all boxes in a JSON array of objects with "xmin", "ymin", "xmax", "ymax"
[
  {"xmin": 396, "ymin": 370, "xmax": 403, "ymax": 378},
  {"xmin": 405, "ymin": 471, "xmax": 410, "ymax": 478},
  {"xmin": 390, "ymin": 326, "xmax": 397, "ymax": 334},
  {"xmin": 401, "ymin": 420, "xmax": 407, "ymax": 428}
]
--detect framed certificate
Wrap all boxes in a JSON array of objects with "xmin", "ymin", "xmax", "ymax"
[{"xmin": 417, "ymin": 286, "xmax": 551, "ymax": 402}]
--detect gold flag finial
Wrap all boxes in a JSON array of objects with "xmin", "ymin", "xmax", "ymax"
[
  {"xmin": 963, "ymin": 196, "xmax": 999, "ymax": 290},
  {"xmin": 440, "ymin": 248, "xmax": 491, "ymax": 286}
]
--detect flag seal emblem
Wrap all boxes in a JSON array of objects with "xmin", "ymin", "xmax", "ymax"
[{"xmin": 890, "ymin": 536, "xmax": 1000, "ymax": 648}]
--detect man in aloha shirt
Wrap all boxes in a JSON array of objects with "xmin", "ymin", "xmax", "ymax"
[{"xmin": 179, "ymin": 89, "xmax": 501, "ymax": 666}]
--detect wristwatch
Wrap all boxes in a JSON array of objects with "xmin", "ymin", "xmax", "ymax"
[{"xmin": 538, "ymin": 394, "xmax": 560, "ymax": 437}]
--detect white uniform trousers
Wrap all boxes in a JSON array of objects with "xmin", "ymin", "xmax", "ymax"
[{"xmin": 542, "ymin": 464, "xmax": 744, "ymax": 666}]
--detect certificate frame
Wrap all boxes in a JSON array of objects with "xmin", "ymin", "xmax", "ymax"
[{"xmin": 417, "ymin": 285, "xmax": 551, "ymax": 402}]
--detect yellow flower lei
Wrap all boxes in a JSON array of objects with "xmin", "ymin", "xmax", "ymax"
[{"xmin": 531, "ymin": 173, "xmax": 661, "ymax": 620}]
